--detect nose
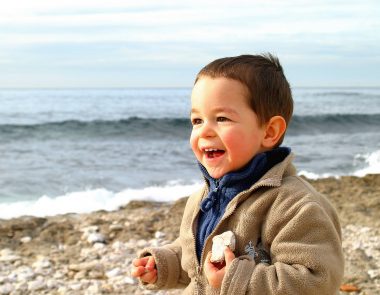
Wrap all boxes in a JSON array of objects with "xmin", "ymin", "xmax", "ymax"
[{"xmin": 198, "ymin": 120, "xmax": 216, "ymax": 138}]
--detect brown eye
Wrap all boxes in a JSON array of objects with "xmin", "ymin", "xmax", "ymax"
[
  {"xmin": 191, "ymin": 118, "xmax": 203, "ymax": 125},
  {"xmin": 217, "ymin": 117, "xmax": 229, "ymax": 122}
]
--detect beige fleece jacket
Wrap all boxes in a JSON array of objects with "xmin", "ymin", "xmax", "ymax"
[{"xmin": 139, "ymin": 154, "xmax": 344, "ymax": 294}]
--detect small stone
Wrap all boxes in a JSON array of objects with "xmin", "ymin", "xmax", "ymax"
[
  {"xmin": 106, "ymin": 267, "xmax": 122, "ymax": 278},
  {"xmin": 0, "ymin": 249, "xmax": 13, "ymax": 256},
  {"xmin": 87, "ymin": 233, "xmax": 107, "ymax": 244},
  {"xmin": 20, "ymin": 236, "xmax": 32, "ymax": 243},
  {"xmin": 53, "ymin": 271, "xmax": 65, "ymax": 279},
  {"xmin": 112, "ymin": 241, "xmax": 125, "ymax": 250},
  {"xmin": 124, "ymin": 276, "xmax": 136, "ymax": 285},
  {"xmin": 13, "ymin": 266, "xmax": 35, "ymax": 281},
  {"xmin": 88, "ymin": 270, "xmax": 104, "ymax": 279},
  {"xmin": 109, "ymin": 224, "xmax": 124, "ymax": 231},
  {"xmin": 93, "ymin": 242, "xmax": 106, "ymax": 249},
  {"xmin": 86, "ymin": 283, "xmax": 100, "ymax": 293},
  {"xmin": 28, "ymin": 280, "xmax": 45, "ymax": 291},
  {"xmin": 57, "ymin": 286, "xmax": 69, "ymax": 294},
  {"xmin": 46, "ymin": 279, "xmax": 58, "ymax": 289},
  {"xmin": 0, "ymin": 254, "xmax": 21, "ymax": 263},
  {"xmin": 32, "ymin": 256, "xmax": 51, "ymax": 269},
  {"xmin": 69, "ymin": 283, "xmax": 83, "ymax": 291},
  {"xmin": 154, "ymin": 231, "xmax": 166, "ymax": 239},
  {"xmin": 137, "ymin": 239, "xmax": 147, "ymax": 248},
  {"xmin": 14, "ymin": 282, "xmax": 28, "ymax": 292},
  {"xmin": 211, "ymin": 231, "xmax": 236, "ymax": 263},
  {"xmin": 368, "ymin": 269, "xmax": 380, "ymax": 279},
  {"xmin": 101, "ymin": 283, "xmax": 114, "ymax": 293},
  {"xmin": 74, "ymin": 270, "xmax": 87, "ymax": 280},
  {"xmin": 0, "ymin": 283, "xmax": 14, "ymax": 295}
]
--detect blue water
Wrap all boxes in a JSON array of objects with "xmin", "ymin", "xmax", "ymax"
[{"xmin": 1, "ymin": 87, "xmax": 379, "ymax": 207}]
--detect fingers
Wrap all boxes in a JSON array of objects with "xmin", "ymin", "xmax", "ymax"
[
  {"xmin": 131, "ymin": 265, "xmax": 146, "ymax": 277},
  {"xmin": 204, "ymin": 251, "xmax": 225, "ymax": 289},
  {"xmin": 204, "ymin": 252, "xmax": 218, "ymax": 272},
  {"xmin": 146, "ymin": 255, "xmax": 156, "ymax": 271},
  {"xmin": 133, "ymin": 256, "xmax": 150, "ymax": 267},
  {"xmin": 140, "ymin": 268, "xmax": 158, "ymax": 284},
  {"xmin": 131, "ymin": 256, "xmax": 157, "ymax": 284},
  {"xmin": 224, "ymin": 247, "xmax": 235, "ymax": 266}
]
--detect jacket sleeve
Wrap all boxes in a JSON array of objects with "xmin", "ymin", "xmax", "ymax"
[
  {"xmin": 220, "ymin": 201, "xmax": 344, "ymax": 295},
  {"xmin": 138, "ymin": 237, "xmax": 190, "ymax": 290}
]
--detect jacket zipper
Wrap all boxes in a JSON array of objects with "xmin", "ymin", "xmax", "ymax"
[{"xmin": 192, "ymin": 179, "xmax": 278, "ymax": 294}]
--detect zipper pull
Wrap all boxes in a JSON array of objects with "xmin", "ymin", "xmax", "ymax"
[{"xmin": 214, "ymin": 179, "xmax": 220, "ymax": 191}]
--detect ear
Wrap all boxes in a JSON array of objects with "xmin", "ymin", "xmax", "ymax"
[{"xmin": 262, "ymin": 116, "xmax": 287, "ymax": 149}]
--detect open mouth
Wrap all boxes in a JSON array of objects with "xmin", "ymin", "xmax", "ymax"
[{"xmin": 204, "ymin": 148, "xmax": 225, "ymax": 159}]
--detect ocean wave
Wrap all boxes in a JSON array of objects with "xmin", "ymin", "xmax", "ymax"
[
  {"xmin": 0, "ymin": 181, "xmax": 202, "ymax": 220},
  {"xmin": 0, "ymin": 117, "xmax": 192, "ymax": 140},
  {"xmin": 308, "ymin": 89, "xmax": 380, "ymax": 98},
  {"xmin": 1, "ymin": 114, "xmax": 380, "ymax": 140},
  {"xmin": 287, "ymin": 113, "xmax": 380, "ymax": 135}
]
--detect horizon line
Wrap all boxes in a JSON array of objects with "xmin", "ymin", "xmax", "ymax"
[{"xmin": 1, "ymin": 85, "xmax": 380, "ymax": 90}]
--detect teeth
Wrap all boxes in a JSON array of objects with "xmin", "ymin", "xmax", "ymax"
[{"xmin": 204, "ymin": 148, "xmax": 218, "ymax": 152}]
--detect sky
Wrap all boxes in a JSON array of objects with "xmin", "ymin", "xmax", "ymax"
[{"xmin": 1, "ymin": 0, "xmax": 379, "ymax": 88}]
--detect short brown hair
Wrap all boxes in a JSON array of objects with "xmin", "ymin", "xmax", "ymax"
[{"xmin": 195, "ymin": 54, "xmax": 293, "ymax": 145}]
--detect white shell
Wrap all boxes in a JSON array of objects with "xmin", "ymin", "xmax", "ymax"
[{"xmin": 210, "ymin": 231, "xmax": 236, "ymax": 263}]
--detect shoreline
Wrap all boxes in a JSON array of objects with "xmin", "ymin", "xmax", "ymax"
[{"xmin": 0, "ymin": 174, "xmax": 379, "ymax": 294}]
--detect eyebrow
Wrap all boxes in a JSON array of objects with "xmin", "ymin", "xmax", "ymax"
[{"xmin": 190, "ymin": 107, "xmax": 239, "ymax": 115}]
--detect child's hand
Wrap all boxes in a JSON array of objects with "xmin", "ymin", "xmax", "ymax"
[
  {"xmin": 131, "ymin": 256, "xmax": 157, "ymax": 284},
  {"xmin": 204, "ymin": 247, "xmax": 235, "ymax": 289}
]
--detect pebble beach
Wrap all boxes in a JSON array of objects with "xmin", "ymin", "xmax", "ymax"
[{"xmin": 0, "ymin": 174, "xmax": 379, "ymax": 295}]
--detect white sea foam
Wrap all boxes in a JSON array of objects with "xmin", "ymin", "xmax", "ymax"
[
  {"xmin": 2, "ymin": 151, "xmax": 379, "ymax": 220},
  {"xmin": 297, "ymin": 170, "xmax": 336, "ymax": 180},
  {"xmin": 353, "ymin": 150, "xmax": 380, "ymax": 177},
  {"xmin": 0, "ymin": 181, "xmax": 203, "ymax": 220},
  {"xmin": 298, "ymin": 149, "xmax": 380, "ymax": 179}
]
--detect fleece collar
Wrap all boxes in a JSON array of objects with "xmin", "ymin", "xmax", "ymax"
[{"xmin": 198, "ymin": 147, "xmax": 291, "ymax": 212}]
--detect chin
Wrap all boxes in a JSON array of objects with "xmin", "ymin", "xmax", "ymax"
[{"xmin": 207, "ymin": 169, "xmax": 227, "ymax": 179}]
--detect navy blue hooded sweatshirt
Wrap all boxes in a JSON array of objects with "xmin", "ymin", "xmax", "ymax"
[{"xmin": 195, "ymin": 147, "xmax": 291, "ymax": 261}]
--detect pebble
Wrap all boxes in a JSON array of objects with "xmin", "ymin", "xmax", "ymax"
[
  {"xmin": 20, "ymin": 236, "xmax": 32, "ymax": 244},
  {"xmin": 106, "ymin": 267, "xmax": 122, "ymax": 278},
  {"xmin": 0, "ymin": 207, "xmax": 378, "ymax": 295},
  {"xmin": 33, "ymin": 256, "xmax": 52, "ymax": 269},
  {"xmin": 368, "ymin": 269, "xmax": 380, "ymax": 279},
  {"xmin": 12, "ymin": 266, "xmax": 35, "ymax": 281},
  {"xmin": 109, "ymin": 224, "xmax": 124, "ymax": 231},
  {"xmin": 0, "ymin": 283, "xmax": 14, "ymax": 295},
  {"xmin": 28, "ymin": 280, "xmax": 45, "ymax": 291},
  {"xmin": 0, "ymin": 254, "xmax": 21, "ymax": 263},
  {"xmin": 87, "ymin": 233, "xmax": 107, "ymax": 244}
]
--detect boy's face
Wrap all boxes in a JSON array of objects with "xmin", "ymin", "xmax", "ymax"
[{"xmin": 190, "ymin": 77, "xmax": 267, "ymax": 179}]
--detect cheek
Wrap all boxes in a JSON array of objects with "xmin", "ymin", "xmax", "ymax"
[
  {"xmin": 189, "ymin": 132, "xmax": 199, "ymax": 155},
  {"xmin": 222, "ymin": 130, "xmax": 246, "ymax": 150},
  {"xmin": 223, "ymin": 130, "xmax": 256, "ymax": 159}
]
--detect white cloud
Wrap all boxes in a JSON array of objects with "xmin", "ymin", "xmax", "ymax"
[{"xmin": 0, "ymin": 0, "xmax": 379, "ymax": 87}]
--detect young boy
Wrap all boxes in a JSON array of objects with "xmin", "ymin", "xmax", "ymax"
[{"xmin": 132, "ymin": 54, "xmax": 344, "ymax": 294}]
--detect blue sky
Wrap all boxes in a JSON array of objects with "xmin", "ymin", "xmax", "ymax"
[{"xmin": 1, "ymin": 0, "xmax": 379, "ymax": 88}]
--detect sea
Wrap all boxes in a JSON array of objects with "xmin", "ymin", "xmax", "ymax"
[{"xmin": 1, "ymin": 87, "xmax": 379, "ymax": 219}]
